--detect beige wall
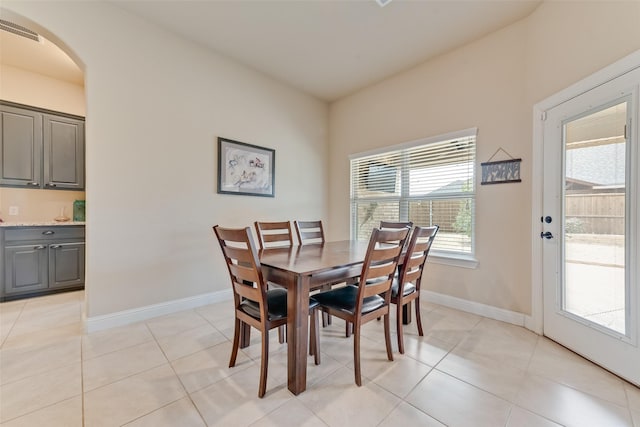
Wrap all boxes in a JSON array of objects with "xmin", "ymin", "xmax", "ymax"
[
  {"xmin": 0, "ymin": 64, "xmax": 86, "ymax": 221},
  {"xmin": 328, "ymin": 1, "xmax": 640, "ymax": 315},
  {"xmin": 1, "ymin": 2, "xmax": 329, "ymax": 319}
]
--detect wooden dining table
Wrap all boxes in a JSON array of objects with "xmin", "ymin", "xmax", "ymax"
[{"xmin": 257, "ymin": 240, "xmax": 370, "ymax": 395}]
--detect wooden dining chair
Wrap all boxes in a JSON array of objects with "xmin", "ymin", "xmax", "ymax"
[
  {"xmin": 294, "ymin": 220, "xmax": 337, "ymax": 327},
  {"xmin": 254, "ymin": 220, "xmax": 295, "ymax": 342},
  {"xmin": 254, "ymin": 221, "xmax": 295, "ymax": 249},
  {"xmin": 213, "ymin": 225, "xmax": 320, "ymax": 398},
  {"xmin": 391, "ymin": 225, "xmax": 438, "ymax": 354},
  {"xmin": 294, "ymin": 220, "xmax": 325, "ymax": 245},
  {"xmin": 313, "ymin": 226, "xmax": 410, "ymax": 386}
]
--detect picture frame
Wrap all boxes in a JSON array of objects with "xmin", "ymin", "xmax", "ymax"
[
  {"xmin": 217, "ymin": 137, "xmax": 275, "ymax": 197},
  {"xmin": 481, "ymin": 158, "xmax": 522, "ymax": 185}
]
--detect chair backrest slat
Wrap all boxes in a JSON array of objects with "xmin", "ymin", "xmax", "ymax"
[
  {"xmin": 229, "ymin": 262, "xmax": 260, "ymax": 284},
  {"xmin": 232, "ymin": 279, "xmax": 261, "ymax": 301},
  {"xmin": 255, "ymin": 221, "xmax": 295, "ymax": 250}
]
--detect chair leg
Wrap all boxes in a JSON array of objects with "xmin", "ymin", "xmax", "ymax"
[
  {"xmin": 415, "ymin": 296, "xmax": 424, "ymax": 336},
  {"xmin": 322, "ymin": 311, "xmax": 332, "ymax": 327},
  {"xmin": 353, "ymin": 321, "xmax": 362, "ymax": 386},
  {"xmin": 345, "ymin": 321, "xmax": 353, "ymax": 337},
  {"xmin": 258, "ymin": 330, "xmax": 269, "ymax": 398},
  {"xmin": 321, "ymin": 285, "xmax": 332, "ymax": 327},
  {"xmin": 229, "ymin": 318, "xmax": 241, "ymax": 367},
  {"xmin": 383, "ymin": 312, "xmax": 394, "ymax": 362},
  {"xmin": 278, "ymin": 325, "xmax": 285, "ymax": 343},
  {"xmin": 310, "ymin": 308, "xmax": 321, "ymax": 365},
  {"xmin": 397, "ymin": 302, "xmax": 405, "ymax": 354}
]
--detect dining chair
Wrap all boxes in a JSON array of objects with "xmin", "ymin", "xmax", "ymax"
[
  {"xmin": 254, "ymin": 220, "xmax": 296, "ymax": 342},
  {"xmin": 294, "ymin": 219, "xmax": 334, "ymax": 327},
  {"xmin": 213, "ymin": 225, "xmax": 320, "ymax": 397},
  {"xmin": 254, "ymin": 221, "xmax": 295, "ymax": 250},
  {"xmin": 391, "ymin": 225, "xmax": 439, "ymax": 354},
  {"xmin": 343, "ymin": 220, "xmax": 414, "ymax": 337},
  {"xmin": 294, "ymin": 220, "xmax": 325, "ymax": 245},
  {"xmin": 313, "ymin": 226, "xmax": 410, "ymax": 386}
]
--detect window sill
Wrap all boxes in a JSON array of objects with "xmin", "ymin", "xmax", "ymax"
[{"xmin": 428, "ymin": 252, "xmax": 479, "ymax": 269}]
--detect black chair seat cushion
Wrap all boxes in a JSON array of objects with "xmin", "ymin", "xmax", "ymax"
[
  {"xmin": 314, "ymin": 285, "xmax": 385, "ymax": 314},
  {"xmin": 240, "ymin": 288, "xmax": 319, "ymax": 320},
  {"xmin": 391, "ymin": 279, "xmax": 417, "ymax": 298}
]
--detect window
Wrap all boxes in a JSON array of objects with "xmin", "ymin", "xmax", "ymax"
[{"xmin": 350, "ymin": 128, "xmax": 477, "ymax": 260}]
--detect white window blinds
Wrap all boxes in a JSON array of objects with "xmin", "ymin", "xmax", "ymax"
[{"xmin": 350, "ymin": 128, "xmax": 476, "ymax": 256}]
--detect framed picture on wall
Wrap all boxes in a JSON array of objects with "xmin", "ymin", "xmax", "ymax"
[
  {"xmin": 480, "ymin": 158, "xmax": 522, "ymax": 185},
  {"xmin": 217, "ymin": 137, "xmax": 275, "ymax": 197}
]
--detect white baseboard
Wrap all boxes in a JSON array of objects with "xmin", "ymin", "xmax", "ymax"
[
  {"xmin": 85, "ymin": 288, "xmax": 531, "ymax": 333},
  {"xmin": 85, "ymin": 289, "xmax": 232, "ymax": 333},
  {"xmin": 422, "ymin": 290, "xmax": 527, "ymax": 328}
]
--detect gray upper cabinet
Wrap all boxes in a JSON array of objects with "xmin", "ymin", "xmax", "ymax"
[
  {"xmin": 43, "ymin": 114, "xmax": 85, "ymax": 190},
  {"xmin": 0, "ymin": 101, "xmax": 85, "ymax": 190},
  {"xmin": 0, "ymin": 105, "xmax": 42, "ymax": 187}
]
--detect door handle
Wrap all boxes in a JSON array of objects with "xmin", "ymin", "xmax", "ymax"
[{"xmin": 540, "ymin": 231, "xmax": 553, "ymax": 239}]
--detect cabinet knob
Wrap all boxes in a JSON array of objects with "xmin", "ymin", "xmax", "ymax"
[
  {"xmin": 42, "ymin": 230, "xmax": 55, "ymax": 235},
  {"xmin": 28, "ymin": 182, "xmax": 39, "ymax": 186},
  {"xmin": 34, "ymin": 245, "xmax": 46, "ymax": 250},
  {"xmin": 50, "ymin": 244, "xmax": 62, "ymax": 249},
  {"xmin": 46, "ymin": 182, "xmax": 57, "ymax": 187}
]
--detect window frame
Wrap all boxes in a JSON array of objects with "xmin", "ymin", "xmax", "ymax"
[{"xmin": 349, "ymin": 127, "xmax": 479, "ymax": 268}]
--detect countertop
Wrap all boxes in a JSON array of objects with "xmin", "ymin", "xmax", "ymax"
[{"xmin": 0, "ymin": 221, "xmax": 86, "ymax": 228}]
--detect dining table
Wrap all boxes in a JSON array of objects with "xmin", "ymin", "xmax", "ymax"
[{"xmin": 257, "ymin": 240, "xmax": 370, "ymax": 395}]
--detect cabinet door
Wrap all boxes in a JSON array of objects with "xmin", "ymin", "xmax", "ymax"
[
  {"xmin": 43, "ymin": 114, "xmax": 84, "ymax": 190},
  {"xmin": 4, "ymin": 244, "xmax": 48, "ymax": 295},
  {"xmin": 0, "ymin": 106, "xmax": 42, "ymax": 187},
  {"xmin": 48, "ymin": 242, "xmax": 85, "ymax": 289}
]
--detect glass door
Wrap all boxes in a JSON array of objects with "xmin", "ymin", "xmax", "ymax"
[{"xmin": 542, "ymin": 67, "xmax": 640, "ymax": 386}]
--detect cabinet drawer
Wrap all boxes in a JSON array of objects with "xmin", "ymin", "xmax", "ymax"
[{"xmin": 4, "ymin": 227, "xmax": 85, "ymax": 242}]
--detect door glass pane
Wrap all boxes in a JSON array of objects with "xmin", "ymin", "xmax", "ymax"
[{"xmin": 563, "ymin": 101, "xmax": 627, "ymax": 335}]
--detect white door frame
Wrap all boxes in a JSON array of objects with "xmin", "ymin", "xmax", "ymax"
[{"xmin": 529, "ymin": 49, "xmax": 640, "ymax": 334}]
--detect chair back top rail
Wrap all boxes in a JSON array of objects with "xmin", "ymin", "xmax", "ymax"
[{"xmin": 379, "ymin": 220, "xmax": 414, "ymax": 230}]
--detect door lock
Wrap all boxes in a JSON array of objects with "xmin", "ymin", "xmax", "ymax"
[{"xmin": 540, "ymin": 231, "xmax": 553, "ymax": 239}]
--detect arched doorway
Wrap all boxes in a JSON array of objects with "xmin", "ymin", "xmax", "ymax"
[{"xmin": 0, "ymin": 15, "xmax": 88, "ymax": 307}]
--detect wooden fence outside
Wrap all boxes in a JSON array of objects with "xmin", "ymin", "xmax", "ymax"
[{"xmin": 565, "ymin": 193, "xmax": 624, "ymax": 235}]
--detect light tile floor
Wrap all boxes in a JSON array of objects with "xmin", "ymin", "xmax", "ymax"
[{"xmin": 1, "ymin": 291, "xmax": 639, "ymax": 427}]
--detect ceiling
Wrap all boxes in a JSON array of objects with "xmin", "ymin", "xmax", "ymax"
[
  {"xmin": 0, "ymin": 26, "xmax": 84, "ymax": 86},
  {"xmin": 1, "ymin": 0, "xmax": 541, "ymax": 102}
]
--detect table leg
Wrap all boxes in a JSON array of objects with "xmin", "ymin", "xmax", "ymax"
[{"xmin": 287, "ymin": 274, "xmax": 309, "ymax": 395}]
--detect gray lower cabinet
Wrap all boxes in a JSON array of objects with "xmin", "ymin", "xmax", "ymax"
[
  {"xmin": 1, "ymin": 101, "xmax": 85, "ymax": 190},
  {"xmin": 2, "ymin": 226, "xmax": 85, "ymax": 299}
]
